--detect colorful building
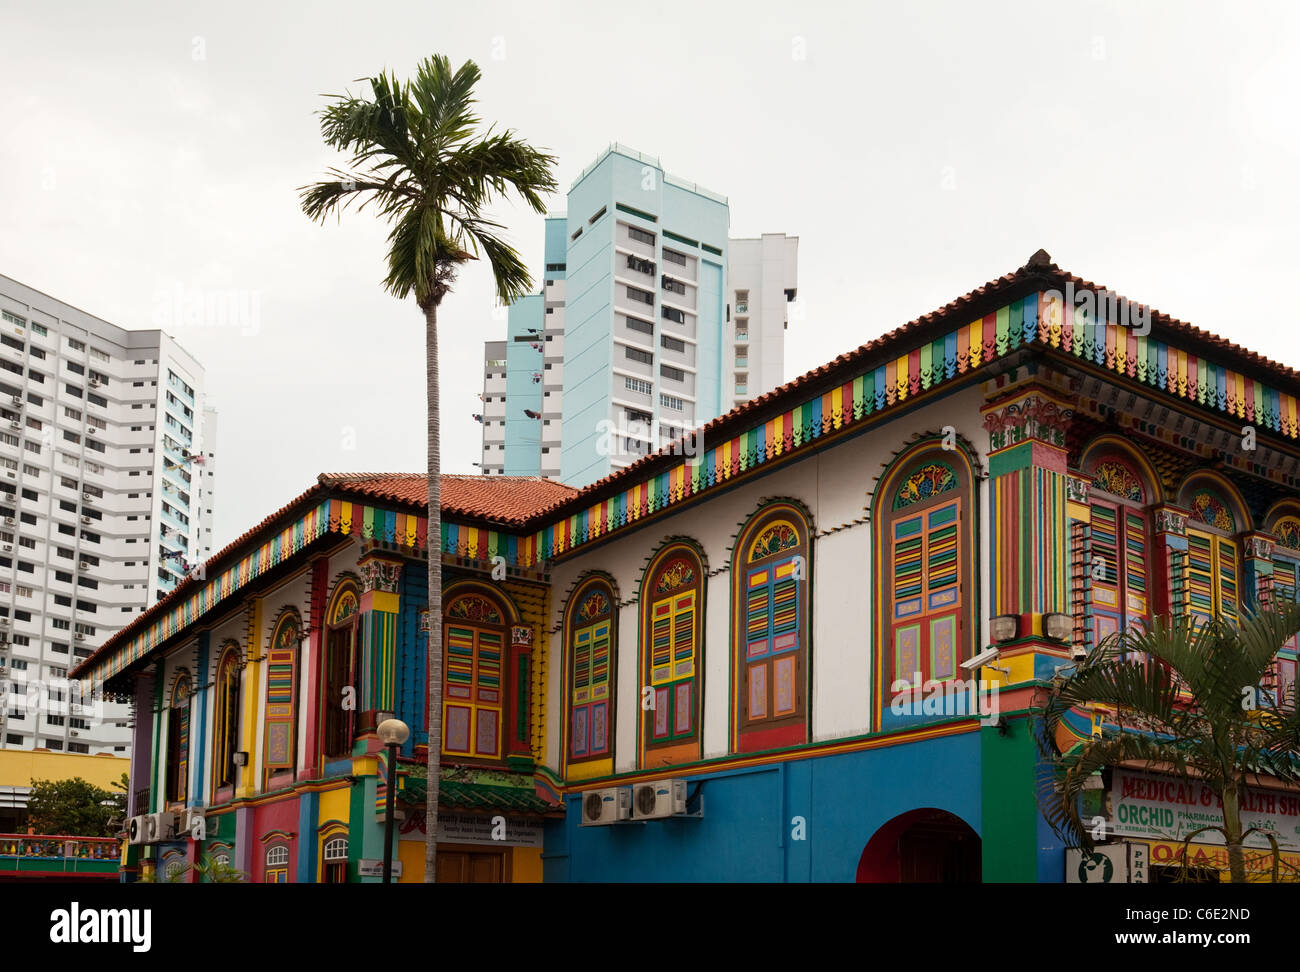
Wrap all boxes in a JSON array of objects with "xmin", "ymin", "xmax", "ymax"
[{"xmin": 74, "ymin": 251, "xmax": 1300, "ymax": 881}]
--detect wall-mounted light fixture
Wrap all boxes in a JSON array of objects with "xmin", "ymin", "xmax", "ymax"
[
  {"xmin": 1042, "ymin": 613, "xmax": 1072, "ymax": 642},
  {"xmin": 990, "ymin": 615, "xmax": 1018, "ymax": 643}
]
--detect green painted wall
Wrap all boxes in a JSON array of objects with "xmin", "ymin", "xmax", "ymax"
[{"xmin": 980, "ymin": 720, "xmax": 1040, "ymax": 882}]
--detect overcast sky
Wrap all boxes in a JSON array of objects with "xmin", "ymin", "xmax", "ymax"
[{"xmin": 1, "ymin": 0, "xmax": 1296, "ymax": 548}]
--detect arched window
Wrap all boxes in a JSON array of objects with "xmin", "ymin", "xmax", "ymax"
[
  {"xmin": 566, "ymin": 578, "xmax": 616, "ymax": 765},
  {"xmin": 263, "ymin": 611, "xmax": 300, "ymax": 775},
  {"xmin": 877, "ymin": 452, "xmax": 974, "ymax": 702},
  {"xmin": 443, "ymin": 591, "xmax": 507, "ymax": 760},
  {"xmin": 1087, "ymin": 454, "xmax": 1152, "ymax": 646},
  {"xmin": 1267, "ymin": 512, "xmax": 1300, "ymax": 707},
  {"xmin": 213, "ymin": 645, "xmax": 242, "ymax": 790},
  {"xmin": 733, "ymin": 504, "xmax": 810, "ymax": 753},
  {"xmin": 264, "ymin": 844, "xmax": 289, "ymax": 883},
  {"xmin": 165, "ymin": 672, "xmax": 192, "ymax": 805},
  {"xmin": 640, "ymin": 543, "xmax": 704, "ymax": 765},
  {"xmin": 321, "ymin": 835, "xmax": 348, "ymax": 883},
  {"xmin": 1182, "ymin": 484, "xmax": 1241, "ymax": 625},
  {"xmin": 322, "ymin": 582, "xmax": 358, "ymax": 760}
]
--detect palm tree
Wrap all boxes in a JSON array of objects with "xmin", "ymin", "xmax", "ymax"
[
  {"xmin": 1038, "ymin": 604, "xmax": 1300, "ymax": 883},
  {"xmin": 301, "ymin": 55, "xmax": 557, "ymax": 882}
]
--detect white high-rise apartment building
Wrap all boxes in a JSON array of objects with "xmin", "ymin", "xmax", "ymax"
[
  {"xmin": 480, "ymin": 340, "xmax": 507, "ymax": 474},
  {"xmin": 726, "ymin": 234, "xmax": 799, "ymax": 410},
  {"xmin": 0, "ymin": 274, "xmax": 216, "ymax": 755}
]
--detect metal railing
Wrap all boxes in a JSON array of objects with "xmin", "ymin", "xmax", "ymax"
[{"xmin": 0, "ymin": 833, "xmax": 121, "ymax": 874}]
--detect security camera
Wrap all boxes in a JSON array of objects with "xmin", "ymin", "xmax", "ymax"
[
  {"xmin": 1070, "ymin": 645, "xmax": 1088, "ymax": 662},
  {"xmin": 961, "ymin": 645, "xmax": 1001, "ymax": 672}
]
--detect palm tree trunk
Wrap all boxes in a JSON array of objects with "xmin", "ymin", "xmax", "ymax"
[
  {"xmin": 424, "ymin": 299, "xmax": 443, "ymax": 883},
  {"xmin": 1222, "ymin": 784, "xmax": 1246, "ymax": 883}
]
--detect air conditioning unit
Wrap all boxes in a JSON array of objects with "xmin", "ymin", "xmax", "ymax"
[
  {"xmin": 4, "ymin": 471, "xmax": 13, "ymax": 479},
  {"xmin": 2, "ymin": 517, "xmax": 12, "ymax": 525},
  {"xmin": 88, "ymin": 378, "xmax": 101, "ymax": 388},
  {"xmin": 144, "ymin": 810, "xmax": 175, "ymax": 843},
  {"xmin": 78, "ymin": 561, "xmax": 90, "ymax": 570},
  {"xmin": 9, "ymin": 396, "xmax": 20, "ymax": 406},
  {"xmin": 79, "ymin": 515, "xmax": 91, "ymax": 524},
  {"xmin": 81, "ymin": 493, "xmax": 91, "ymax": 501},
  {"xmin": 631, "ymin": 779, "xmax": 688, "ymax": 821},
  {"xmin": 127, "ymin": 815, "xmax": 149, "ymax": 845},
  {"xmin": 580, "ymin": 787, "xmax": 632, "ymax": 827},
  {"xmin": 2, "ymin": 543, "xmax": 11, "ymax": 552},
  {"xmin": 0, "ymin": 618, "xmax": 9, "ymax": 627},
  {"xmin": 74, "ymin": 631, "xmax": 85, "ymax": 641},
  {"xmin": 86, "ymin": 427, "xmax": 97, "ymax": 436},
  {"xmin": 181, "ymin": 808, "xmax": 206, "ymax": 840},
  {"xmin": 7, "ymin": 420, "xmax": 17, "ymax": 430}
]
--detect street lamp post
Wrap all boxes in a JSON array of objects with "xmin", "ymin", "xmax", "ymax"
[{"xmin": 376, "ymin": 718, "xmax": 410, "ymax": 884}]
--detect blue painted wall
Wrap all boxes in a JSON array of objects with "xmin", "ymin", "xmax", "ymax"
[{"xmin": 544, "ymin": 732, "xmax": 982, "ymax": 882}]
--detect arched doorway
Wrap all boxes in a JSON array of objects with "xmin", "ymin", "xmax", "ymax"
[{"xmin": 857, "ymin": 809, "xmax": 981, "ymax": 883}]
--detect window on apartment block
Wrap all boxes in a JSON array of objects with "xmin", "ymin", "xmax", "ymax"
[
  {"xmin": 566, "ymin": 577, "xmax": 616, "ymax": 766},
  {"xmin": 442, "ymin": 589, "xmax": 508, "ymax": 761},
  {"xmin": 213, "ymin": 644, "xmax": 242, "ymax": 790},
  {"xmin": 876, "ymin": 444, "xmax": 977, "ymax": 717},
  {"xmin": 322, "ymin": 582, "xmax": 358, "ymax": 761},
  {"xmin": 733, "ymin": 503, "xmax": 811, "ymax": 753},
  {"xmin": 640, "ymin": 543, "xmax": 704, "ymax": 766},
  {"xmin": 1179, "ymin": 479, "xmax": 1242, "ymax": 626},
  {"xmin": 263, "ymin": 610, "xmax": 300, "ymax": 777},
  {"xmin": 166, "ymin": 671, "xmax": 192, "ymax": 804},
  {"xmin": 1084, "ymin": 450, "xmax": 1154, "ymax": 647}
]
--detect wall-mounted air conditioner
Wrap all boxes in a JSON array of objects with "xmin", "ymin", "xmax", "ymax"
[
  {"xmin": 127, "ymin": 815, "xmax": 148, "ymax": 845},
  {"xmin": 580, "ymin": 787, "xmax": 632, "ymax": 826},
  {"xmin": 631, "ymin": 779, "xmax": 688, "ymax": 820},
  {"xmin": 144, "ymin": 810, "xmax": 175, "ymax": 843}
]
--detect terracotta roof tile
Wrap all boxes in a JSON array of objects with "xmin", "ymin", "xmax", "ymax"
[{"xmin": 317, "ymin": 472, "xmax": 577, "ymax": 526}]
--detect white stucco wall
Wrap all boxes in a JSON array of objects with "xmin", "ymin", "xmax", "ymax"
[{"xmin": 543, "ymin": 380, "xmax": 993, "ymax": 772}]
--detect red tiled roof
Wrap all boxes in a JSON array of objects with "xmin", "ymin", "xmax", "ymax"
[
  {"xmin": 317, "ymin": 472, "xmax": 578, "ymax": 526},
  {"xmin": 71, "ymin": 473, "xmax": 575, "ymax": 679}
]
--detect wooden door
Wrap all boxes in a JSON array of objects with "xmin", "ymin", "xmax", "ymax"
[{"xmin": 437, "ymin": 850, "xmax": 504, "ymax": 883}]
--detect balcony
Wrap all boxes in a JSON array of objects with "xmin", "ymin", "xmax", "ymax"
[{"xmin": 0, "ymin": 833, "xmax": 120, "ymax": 879}]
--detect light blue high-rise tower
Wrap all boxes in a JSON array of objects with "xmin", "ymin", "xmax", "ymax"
[{"xmin": 481, "ymin": 145, "xmax": 795, "ymax": 489}]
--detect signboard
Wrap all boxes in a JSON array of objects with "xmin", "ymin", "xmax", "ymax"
[
  {"xmin": 433, "ymin": 813, "xmax": 543, "ymax": 848},
  {"xmin": 1066, "ymin": 845, "xmax": 1130, "ymax": 883},
  {"xmin": 1142, "ymin": 839, "xmax": 1300, "ymax": 877},
  {"xmin": 358, "ymin": 859, "xmax": 402, "ymax": 877},
  {"xmin": 1110, "ymin": 769, "xmax": 1300, "ymax": 851}
]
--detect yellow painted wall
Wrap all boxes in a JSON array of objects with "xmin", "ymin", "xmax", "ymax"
[
  {"xmin": 317, "ymin": 785, "xmax": 350, "ymax": 824},
  {"xmin": 397, "ymin": 838, "xmax": 425, "ymax": 883},
  {"xmin": 512, "ymin": 846, "xmax": 543, "ymax": 883},
  {"xmin": 0, "ymin": 750, "xmax": 130, "ymax": 790}
]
